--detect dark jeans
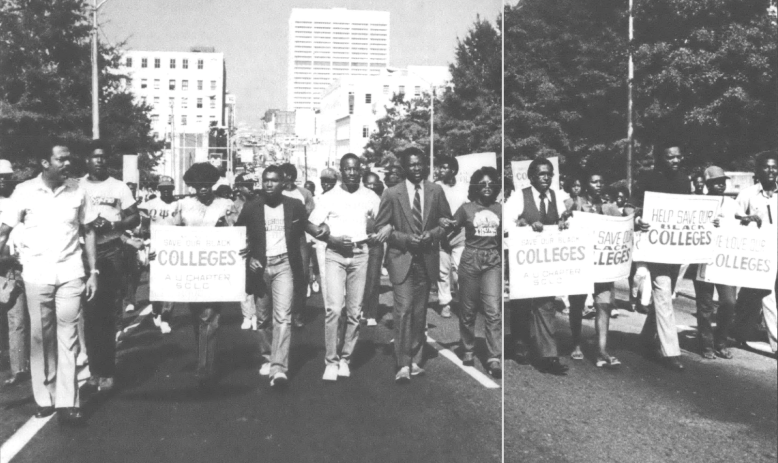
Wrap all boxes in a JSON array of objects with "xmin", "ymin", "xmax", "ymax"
[
  {"xmin": 122, "ymin": 242, "xmax": 141, "ymax": 308},
  {"xmin": 189, "ymin": 303, "xmax": 220, "ymax": 380},
  {"xmin": 83, "ymin": 240, "xmax": 124, "ymax": 378},
  {"xmin": 362, "ymin": 244, "xmax": 384, "ymax": 320},
  {"xmin": 458, "ymin": 247, "xmax": 501, "ymax": 361},
  {"xmin": 692, "ymin": 280, "xmax": 735, "ymax": 352}
]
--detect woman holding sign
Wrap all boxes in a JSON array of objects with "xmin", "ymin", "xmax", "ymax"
[
  {"xmin": 565, "ymin": 170, "xmax": 622, "ymax": 368},
  {"xmin": 441, "ymin": 167, "xmax": 503, "ymax": 378}
]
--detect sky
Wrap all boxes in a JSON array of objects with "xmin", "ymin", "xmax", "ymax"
[{"xmin": 100, "ymin": 0, "xmax": 502, "ymax": 129}]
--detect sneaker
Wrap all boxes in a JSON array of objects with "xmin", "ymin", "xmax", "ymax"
[
  {"xmin": 259, "ymin": 363, "xmax": 271, "ymax": 376},
  {"xmin": 311, "ymin": 281, "xmax": 320, "ymax": 293},
  {"xmin": 323, "ymin": 364, "xmax": 339, "ymax": 381},
  {"xmin": 410, "ymin": 363, "xmax": 425, "ymax": 376},
  {"xmin": 440, "ymin": 305, "xmax": 452, "ymax": 318},
  {"xmin": 611, "ymin": 308, "xmax": 620, "ymax": 318},
  {"xmin": 270, "ymin": 372, "xmax": 288, "ymax": 388},
  {"xmin": 98, "ymin": 377, "xmax": 114, "ymax": 392},
  {"xmin": 395, "ymin": 366, "xmax": 411, "ymax": 384},
  {"xmin": 250, "ymin": 315, "xmax": 257, "ymax": 331},
  {"xmin": 125, "ymin": 303, "xmax": 135, "ymax": 313},
  {"xmin": 381, "ymin": 267, "xmax": 388, "ymax": 277},
  {"xmin": 366, "ymin": 318, "xmax": 377, "ymax": 327},
  {"xmin": 338, "ymin": 359, "xmax": 351, "ymax": 377},
  {"xmin": 152, "ymin": 314, "xmax": 162, "ymax": 327},
  {"xmin": 241, "ymin": 317, "xmax": 252, "ymax": 330},
  {"xmin": 159, "ymin": 321, "xmax": 172, "ymax": 334},
  {"xmin": 306, "ymin": 284, "xmax": 312, "ymax": 298}
]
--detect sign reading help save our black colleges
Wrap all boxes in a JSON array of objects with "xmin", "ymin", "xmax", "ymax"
[
  {"xmin": 150, "ymin": 226, "xmax": 246, "ymax": 302},
  {"xmin": 571, "ymin": 212, "xmax": 634, "ymax": 283},
  {"xmin": 633, "ymin": 192, "xmax": 721, "ymax": 264},
  {"xmin": 697, "ymin": 224, "xmax": 778, "ymax": 290},
  {"xmin": 508, "ymin": 228, "xmax": 594, "ymax": 300}
]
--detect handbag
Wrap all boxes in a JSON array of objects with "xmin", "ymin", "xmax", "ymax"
[{"xmin": 0, "ymin": 269, "xmax": 21, "ymax": 307}]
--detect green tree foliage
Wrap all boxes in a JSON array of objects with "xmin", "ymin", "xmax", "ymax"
[{"xmin": 0, "ymin": 0, "xmax": 161, "ymax": 182}]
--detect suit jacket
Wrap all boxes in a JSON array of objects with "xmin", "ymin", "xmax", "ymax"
[
  {"xmin": 236, "ymin": 195, "xmax": 307, "ymax": 297},
  {"xmin": 375, "ymin": 180, "xmax": 452, "ymax": 284}
]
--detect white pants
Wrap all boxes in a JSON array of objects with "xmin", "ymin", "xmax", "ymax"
[
  {"xmin": 632, "ymin": 263, "xmax": 652, "ymax": 306},
  {"xmin": 438, "ymin": 243, "xmax": 464, "ymax": 307}
]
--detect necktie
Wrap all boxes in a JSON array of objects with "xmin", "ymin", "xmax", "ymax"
[
  {"xmin": 413, "ymin": 184, "xmax": 423, "ymax": 234},
  {"xmin": 539, "ymin": 193, "xmax": 547, "ymax": 223}
]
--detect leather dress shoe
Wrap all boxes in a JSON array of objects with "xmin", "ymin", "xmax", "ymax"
[
  {"xmin": 462, "ymin": 352, "xmax": 475, "ymax": 367},
  {"xmin": 536, "ymin": 357, "xmax": 569, "ymax": 376},
  {"xmin": 34, "ymin": 406, "xmax": 56, "ymax": 418},
  {"xmin": 487, "ymin": 360, "xmax": 502, "ymax": 379},
  {"xmin": 661, "ymin": 356, "xmax": 684, "ymax": 371},
  {"xmin": 513, "ymin": 343, "xmax": 530, "ymax": 365},
  {"xmin": 57, "ymin": 408, "xmax": 86, "ymax": 426}
]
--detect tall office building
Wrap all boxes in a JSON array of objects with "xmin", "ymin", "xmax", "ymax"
[{"xmin": 287, "ymin": 8, "xmax": 390, "ymax": 111}]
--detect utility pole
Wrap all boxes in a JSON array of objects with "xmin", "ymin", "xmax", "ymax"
[
  {"xmin": 91, "ymin": 0, "xmax": 111, "ymax": 140},
  {"xmin": 430, "ymin": 87, "xmax": 435, "ymax": 177},
  {"xmin": 627, "ymin": 0, "xmax": 634, "ymax": 193}
]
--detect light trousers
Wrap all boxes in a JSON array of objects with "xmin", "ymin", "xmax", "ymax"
[
  {"xmin": 324, "ymin": 249, "xmax": 368, "ymax": 366},
  {"xmin": 640, "ymin": 263, "xmax": 681, "ymax": 357},
  {"xmin": 458, "ymin": 247, "xmax": 501, "ymax": 362},
  {"xmin": 255, "ymin": 254, "xmax": 295, "ymax": 376},
  {"xmin": 2, "ymin": 287, "xmax": 29, "ymax": 375},
  {"xmin": 438, "ymin": 243, "xmax": 464, "ymax": 307}
]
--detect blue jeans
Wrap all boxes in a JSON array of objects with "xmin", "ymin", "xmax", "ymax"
[
  {"xmin": 324, "ymin": 248, "xmax": 369, "ymax": 366},
  {"xmin": 255, "ymin": 254, "xmax": 294, "ymax": 376},
  {"xmin": 189, "ymin": 303, "xmax": 221, "ymax": 381},
  {"xmin": 458, "ymin": 247, "xmax": 502, "ymax": 362}
]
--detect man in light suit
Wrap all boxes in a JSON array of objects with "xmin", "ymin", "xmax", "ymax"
[{"xmin": 375, "ymin": 147, "xmax": 452, "ymax": 383}]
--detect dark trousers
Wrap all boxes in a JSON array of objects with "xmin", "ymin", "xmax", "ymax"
[
  {"xmin": 392, "ymin": 258, "xmax": 430, "ymax": 368},
  {"xmin": 458, "ymin": 247, "xmax": 501, "ymax": 361},
  {"xmin": 508, "ymin": 296, "xmax": 557, "ymax": 358},
  {"xmin": 83, "ymin": 240, "xmax": 124, "ymax": 378},
  {"xmin": 293, "ymin": 237, "xmax": 310, "ymax": 316},
  {"xmin": 732, "ymin": 287, "xmax": 772, "ymax": 342},
  {"xmin": 692, "ymin": 280, "xmax": 735, "ymax": 352},
  {"xmin": 362, "ymin": 244, "xmax": 384, "ymax": 320},
  {"xmin": 189, "ymin": 303, "xmax": 220, "ymax": 380},
  {"xmin": 122, "ymin": 242, "xmax": 141, "ymax": 309}
]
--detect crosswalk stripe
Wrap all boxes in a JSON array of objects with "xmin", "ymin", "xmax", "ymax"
[{"xmin": 426, "ymin": 336, "xmax": 500, "ymax": 389}]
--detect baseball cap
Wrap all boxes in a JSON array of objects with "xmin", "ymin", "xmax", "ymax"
[
  {"xmin": 703, "ymin": 166, "xmax": 729, "ymax": 182},
  {"xmin": 158, "ymin": 176, "xmax": 174, "ymax": 188},
  {"xmin": 320, "ymin": 168, "xmax": 339, "ymax": 180},
  {"xmin": 0, "ymin": 160, "xmax": 14, "ymax": 175}
]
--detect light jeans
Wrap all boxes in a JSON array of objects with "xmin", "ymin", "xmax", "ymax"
[
  {"xmin": 240, "ymin": 292, "xmax": 256, "ymax": 319},
  {"xmin": 458, "ymin": 247, "xmax": 501, "ymax": 362},
  {"xmin": 438, "ymin": 243, "xmax": 464, "ymax": 307},
  {"xmin": 2, "ymin": 286, "xmax": 28, "ymax": 375},
  {"xmin": 255, "ymin": 254, "xmax": 294, "ymax": 376},
  {"xmin": 324, "ymin": 248, "xmax": 369, "ymax": 366},
  {"xmin": 25, "ymin": 278, "xmax": 85, "ymax": 408},
  {"xmin": 640, "ymin": 264, "xmax": 681, "ymax": 357}
]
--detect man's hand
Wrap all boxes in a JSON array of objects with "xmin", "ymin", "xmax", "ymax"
[
  {"xmin": 249, "ymin": 257, "xmax": 263, "ymax": 273},
  {"xmin": 740, "ymin": 215, "xmax": 762, "ymax": 228},
  {"xmin": 515, "ymin": 218, "xmax": 529, "ymax": 228},
  {"xmin": 126, "ymin": 237, "xmax": 144, "ymax": 250},
  {"xmin": 373, "ymin": 224, "xmax": 391, "ymax": 244},
  {"xmin": 635, "ymin": 216, "xmax": 651, "ymax": 232},
  {"xmin": 713, "ymin": 218, "xmax": 721, "ymax": 228},
  {"xmin": 439, "ymin": 217, "xmax": 457, "ymax": 229},
  {"xmin": 239, "ymin": 247, "xmax": 250, "ymax": 259},
  {"xmin": 408, "ymin": 234, "xmax": 422, "ymax": 251},
  {"xmin": 314, "ymin": 223, "xmax": 331, "ymax": 241},
  {"xmin": 531, "ymin": 221, "xmax": 544, "ymax": 233},
  {"xmin": 85, "ymin": 274, "xmax": 98, "ymax": 302},
  {"xmin": 92, "ymin": 216, "xmax": 112, "ymax": 234},
  {"xmin": 328, "ymin": 235, "xmax": 353, "ymax": 251},
  {"xmin": 419, "ymin": 231, "xmax": 432, "ymax": 246},
  {"xmin": 558, "ymin": 220, "xmax": 569, "ymax": 231}
]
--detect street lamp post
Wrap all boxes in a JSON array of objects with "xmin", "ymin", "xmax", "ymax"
[
  {"xmin": 627, "ymin": 0, "xmax": 634, "ymax": 193},
  {"xmin": 91, "ymin": 0, "xmax": 111, "ymax": 140}
]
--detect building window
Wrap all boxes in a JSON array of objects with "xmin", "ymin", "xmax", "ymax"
[
  {"xmin": 152, "ymin": 132, "xmax": 159, "ymax": 140},
  {"xmin": 141, "ymin": 57, "xmax": 147, "ymax": 68},
  {"xmin": 197, "ymin": 98, "xmax": 203, "ymax": 109},
  {"xmin": 197, "ymin": 80, "xmax": 203, "ymax": 90},
  {"xmin": 197, "ymin": 59, "xmax": 204, "ymax": 69},
  {"xmin": 154, "ymin": 58, "xmax": 160, "ymax": 68},
  {"xmin": 169, "ymin": 79, "xmax": 175, "ymax": 90},
  {"xmin": 126, "ymin": 57, "xmax": 132, "ymax": 67},
  {"xmin": 181, "ymin": 115, "xmax": 187, "ymax": 126},
  {"xmin": 399, "ymin": 85, "xmax": 405, "ymax": 95},
  {"xmin": 383, "ymin": 85, "xmax": 389, "ymax": 95},
  {"xmin": 182, "ymin": 80, "xmax": 189, "ymax": 91},
  {"xmin": 196, "ymin": 115, "xmax": 203, "ymax": 124},
  {"xmin": 181, "ymin": 97, "xmax": 188, "ymax": 109},
  {"xmin": 209, "ymin": 98, "xmax": 215, "ymax": 110},
  {"xmin": 151, "ymin": 114, "xmax": 159, "ymax": 123},
  {"xmin": 348, "ymin": 91, "xmax": 354, "ymax": 115},
  {"xmin": 153, "ymin": 96, "xmax": 159, "ymax": 105},
  {"xmin": 154, "ymin": 79, "xmax": 160, "ymax": 90},
  {"xmin": 365, "ymin": 93, "xmax": 372, "ymax": 104},
  {"xmin": 168, "ymin": 97, "xmax": 174, "ymax": 107},
  {"xmin": 210, "ymin": 80, "xmax": 217, "ymax": 91},
  {"xmin": 414, "ymin": 86, "xmax": 421, "ymax": 98},
  {"xmin": 140, "ymin": 78, "xmax": 147, "ymax": 89},
  {"xmin": 210, "ymin": 114, "xmax": 217, "ymax": 120},
  {"xmin": 362, "ymin": 126, "xmax": 369, "ymax": 138},
  {"xmin": 170, "ymin": 58, "xmax": 176, "ymax": 69},
  {"xmin": 182, "ymin": 59, "xmax": 189, "ymax": 69}
]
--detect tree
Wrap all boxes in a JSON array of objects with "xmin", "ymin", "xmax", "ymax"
[
  {"xmin": 363, "ymin": 93, "xmax": 439, "ymax": 165},
  {"xmin": 0, "ymin": 0, "xmax": 161, "ymax": 181}
]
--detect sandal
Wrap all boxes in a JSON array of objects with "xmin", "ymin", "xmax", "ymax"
[
  {"xmin": 595, "ymin": 356, "xmax": 621, "ymax": 368},
  {"xmin": 715, "ymin": 347, "xmax": 734, "ymax": 359}
]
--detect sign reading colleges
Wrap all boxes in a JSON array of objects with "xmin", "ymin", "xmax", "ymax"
[
  {"xmin": 571, "ymin": 212, "xmax": 634, "ymax": 283},
  {"xmin": 697, "ymin": 225, "xmax": 778, "ymax": 290},
  {"xmin": 150, "ymin": 226, "xmax": 246, "ymax": 302}
]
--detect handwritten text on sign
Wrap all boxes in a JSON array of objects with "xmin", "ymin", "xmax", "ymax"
[
  {"xmin": 509, "ymin": 228, "xmax": 594, "ymax": 299},
  {"xmin": 150, "ymin": 226, "xmax": 246, "ymax": 302},
  {"xmin": 571, "ymin": 213, "xmax": 634, "ymax": 282},
  {"xmin": 697, "ymin": 225, "xmax": 777, "ymax": 290},
  {"xmin": 635, "ymin": 192, "xmax": 720, "ymax": 264}
]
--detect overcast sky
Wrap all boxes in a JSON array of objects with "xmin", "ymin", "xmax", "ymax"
[{"xmin": 100, "ymin": 0, "xmax": 501, "ymax": 128}]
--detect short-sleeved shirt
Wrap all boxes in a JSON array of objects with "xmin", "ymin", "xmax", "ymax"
[
  {"xmin": 309, "ymin": 184, "xmax": 380, "ymax": 252},
  {"xmin": 179, "ymin": 197, "xmax": 237, "ymax": 227},
  {"xmin": 453, "ymin": 202, "xmax": 501, "ymax": 250},
  {"xmin": 736, "ymin": 182, "xmax": 777, "ymax": 229},
  {"xmin": 1, "ymin": 175, "xmax": 95, "ymax": 284},
  {"xmin": 139, "ymin": 197, "xmax": 182, "ymax": 227},
  {"xmin": 264, "ymin": 204, "xmax": 287, "ymax": 257},
  {"xmin": 80, "ymin": 176, "xmax": 136, "ymax": 245},
  {"xmin": 437, "ymin": 181, "xmax": 468, "ymax": 246}
]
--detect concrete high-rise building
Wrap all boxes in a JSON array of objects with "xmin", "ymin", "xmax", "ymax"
[{"xmin": 287, "ymin": 8, "xmax": 390, "ymax": 111}]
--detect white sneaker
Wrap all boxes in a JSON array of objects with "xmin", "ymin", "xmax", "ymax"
[
  {"xmin": 366, "ymin": 318, "xmax": 377, "ymax": 327},
  {"xmin": 159, "ymin": 321, "xmax": 172, "ymax": 334},
  {"xmin": 250, "ymin": 315, "xmax": 257, "ymax": 331},
  {"xmin": 322, "ymin": 364, "xmax": 339, "ymax": 381},
  {"xmin": 306, "ymin": 285, "xmax": 312, "ymax": 298},
  {"xmin": 241, "ymin": 317, "xmax": 252, "ymax": 330},
  {"xmin": 270, "ymin": 372, "xmax": 287, "ymax": 388},
  {"xmin": 152, "ymin": 314, "xmax": 162, "ymax": 327},
  {"xmin": 311, "ymin": 281, "xmax": 320, "ymax": 293},
  {"xmin": 338, "ymin": 360, "xmax": 350, "ymax": 377},
  {"xmin": 381, "ymin": 267, "xmax": 388, "ymax": 276},
  {"xmin": 611, "ymin": 308, "xmax": 620, "ymax": 318},
  {"xmin": 259, "ymin": 363, "xmax": 271, "ymax": 376},
  {"xmin": 125, "ymin": 303, "xmax": 135, "ymax": 313}
]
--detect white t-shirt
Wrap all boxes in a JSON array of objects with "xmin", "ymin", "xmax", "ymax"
[
  {"xmin": 179, "ymin": 197, "xmax": 237, "ymax": 227},
  {"xmin": 264, "ymin": 204, "xmax": 287, "ymax": 257},
  {"xmin": 139, "ymin": 197, "xmax": 182, "ymax": 226},
  {"xmin": 80, "ymin": 176, "xmax": 136, "ymax": 244},
  {"xmin": 309, "ymin": 184, "xmax": 380, "ymax": 248},
  {"xmin": 437, "ymin": 181, "xmax": 468, "ymax": 246}
]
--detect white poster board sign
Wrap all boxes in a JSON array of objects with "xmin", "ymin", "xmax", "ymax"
[
  {"xmin": 697, "ymin": 224, "xmax": 778, "ymax": 290},
  {"xmin": 455, "ymin": 152, "xmax": 497, "ymax": 197},
  {"xmin": 635, "ymin": 192, "xmax": 720, "ymax": 264},
  {"xmin": 150, "ymin": 226, "xmax": 246, "ymax": 302},
  {"xmin": 511, "ymin": 157, "xmax": 560, "ymax": 192},
  {"xmin": 508, "ymin": 228, "xmax": 594, "ymax": 299},
  {"xmin": 122, "ymin": 154, "xmax": 139, "ymax": 184},
  {"xmin": 571, "ymin": 213, "xmax": 634, "ymax": 283}
]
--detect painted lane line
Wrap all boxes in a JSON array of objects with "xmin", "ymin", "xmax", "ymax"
[
  {"xmin": 426, "ymin": 336, "xmax": 500, "ymax": 389},
  {"xmin": 0, "ymin": 415, "xmax": 53, "ymax": 463}
]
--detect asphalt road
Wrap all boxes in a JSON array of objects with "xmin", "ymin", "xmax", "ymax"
[
  {"xmin": 1, "ymin": 273, "xmax": 500, "ymax": 463},
  {"xmin": 504, "ymin": 279, "xmax": 778, "ymax": 463}
]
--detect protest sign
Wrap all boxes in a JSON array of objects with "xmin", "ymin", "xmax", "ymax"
[
  {"xmin": 511, "ymin": 157, "xmax": 560, "ymax": 191},
  {"xmin": 455, "ymin": 152, "xmax": 497, "ymax": 197},
  {"xmin": 636, "ymin": 192, "xmax": 720, "ymax": 264},
  {"xmin": 571, "ymin": 212, "xmax": 634, "ymax": 282},
  {"xmin": 697, "ymin": 225, "xmax": 777, "ymax": 290},
  {"xmin": 508, "ymin": 227, "xmax": 594, "ymax": 299},
  {"xmin": 150, "ymin": 226, "xmax": 246, "ymax": 302}
]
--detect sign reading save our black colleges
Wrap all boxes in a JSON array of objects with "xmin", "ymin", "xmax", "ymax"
[
  {"xmin": 633, "ymin": 192, "xmax": 721, "ymax": 264},
  {"xmin": 571, "ymin": 213, "xmax": 634, "ymax": 283},
  {"xmin": 150, "ymin": 226, "xmax": 246, "ymax": 302}
]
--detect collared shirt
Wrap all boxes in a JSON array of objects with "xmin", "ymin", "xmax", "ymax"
[
  {"xmin": 1, "ymin": 175, "xmax": 95, "ymax": 285},
  {"xmin": 504, "ymin": 185, "xmax": 562, "ymax": 227},
  {"xmin": 736, "ymin": 182, "xmax": 778, "ymax": 228},
  {"xmin": 309, "ymin": 184, "xmax": 380, "ymax": 252},
  {"xmin": 80, "ymin": 175, "xmax": 136, "ymax": 245},
  {"xmin": 405, "ymin": 179, "xmax": 424, "ymax": 217}
]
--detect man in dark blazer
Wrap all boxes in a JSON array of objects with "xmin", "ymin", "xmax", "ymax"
[
  {"xmin": 375, "ymin": 147, "xmax": 452, "ymax": 383},
  {"xmin": 236, "ymin": 165, "xmax": 328, "ymax": 388}
]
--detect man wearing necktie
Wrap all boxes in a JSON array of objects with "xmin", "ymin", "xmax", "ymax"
[{"xmin": 375, "ymin": 147, "xmax": 452, "ymax": 383}]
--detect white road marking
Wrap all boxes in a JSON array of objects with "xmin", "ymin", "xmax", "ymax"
[
  {"xmin": 426, "ymin": 336, "xmax": 500, "ymax": 389},
  {"xmin": 0, "ymin": 415, "xmax": 53, "ymax": 463}
]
